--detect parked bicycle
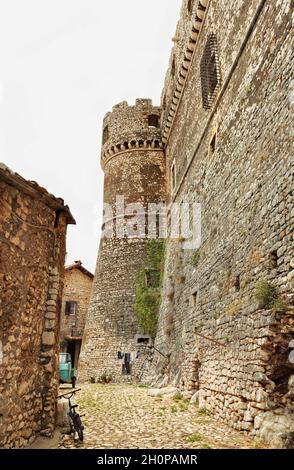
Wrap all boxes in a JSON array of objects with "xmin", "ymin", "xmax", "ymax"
[{"xmin": 57, "ymin": 389, "xmax": 84, "ymax": 442}]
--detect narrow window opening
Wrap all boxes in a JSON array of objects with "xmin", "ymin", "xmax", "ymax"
[
  {"xmin": 210, "ymin": 133, "xmax": 216, "ymax": 155},
  {"xmin": 137, "ymin": 337, "xmax": 150, "ymax": 345},
  {"xmin": 171, "ymin": 57, "xmax": 176, "ymax": 77},
  {"xmin": 65, "ymin": 301, "xmax": 77, "ymax": 316},
  {"xmin": 156, "ymin": 212, "xmax": 160, "ymax": 238},
  {"xmin": 162, "ymin": 94, "xmax": 167, "ymax": 109},
  {"xmin": 171, "ymin": 162, "xmax": 176, "ymax": 192},
  {"xmin": 54, "ymin": 209, "xmax": 63, "ymax": 228},
  {"xmin": 234, "ymin": 275, "xmax": 240, "ymax": 292},
  {"xmin": 269, "ymin": 250, "xmax": 278, "ymax": 269},
  {"xmin": 191, "ymin": 289, "xmax": 199, "ymax": 307},
  {"xmin": 102, "ymin": 125, "xmax": 109, "ymax": 145}
]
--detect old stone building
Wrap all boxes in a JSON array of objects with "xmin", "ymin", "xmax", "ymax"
[
  {"xmin": 60, "ymin": 261, "xmax": 93, "ymax": 371},
  {"xmin": 0, "ymin": 163, "xmax": 75, "ymax": 448},
  {"xmin": 79, "ymin": 0, "xmax": 293, "ymax": 446}
]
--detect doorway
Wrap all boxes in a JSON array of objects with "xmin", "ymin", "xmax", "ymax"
[{"xmin": 66, "ymin": 339, "xmax": 81, "ymax": 370}]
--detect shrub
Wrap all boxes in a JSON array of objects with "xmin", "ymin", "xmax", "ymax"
[
  {"xmin": 255, "ymin": 280, "xmax": 287, "ymax": 311},
  {"xmin": 187, "ymin": 433, "xmax": 203, "ymax": 443},
  {"xmin": 224, "ymin": 300, "xmax": 241, "ymax": 316},
  {"xmin": 98, "ymin": 373, "xmax": 112, "ymax": 384},
  {"xmin": 172, "ymin": 392, "xmax": 183, "ymax": 402},
  {"xmin": 179, "ymin": 401, "xmax": 189, "ymax": 412},
  {"xmin": 196, "ymin": 407, "xmax": 210, "ymax": 416}
]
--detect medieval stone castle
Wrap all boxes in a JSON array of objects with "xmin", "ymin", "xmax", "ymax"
[
  {"xmin": 1, "ymin": 0, "xmax": 293, "ymax": 450},
  {"xmin": 78, "ymin": 0, "xmax": 294, "ymax": 445}
]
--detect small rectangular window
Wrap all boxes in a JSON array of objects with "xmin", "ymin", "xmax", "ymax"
[
  {"xmin": 191, "ymin": 289, "xmax": 199, "ymax": 307},
  {"xmin": 135, "ymin": 334, "xmax": 151, "ymax": 345},
  {"xmin": 103, "ymin": 125, "xmax": 109, "ymax": 145},
  {"xmin": 65, "ymin": 301, "xmax": 77, "ymax": 315},
  {"xmin": 208, "ymin": 131, "xmax": 217, "ymax": 160},
  {"xmin": 148, "ymin": 114, "xmax": 159, "ymax": 128}
]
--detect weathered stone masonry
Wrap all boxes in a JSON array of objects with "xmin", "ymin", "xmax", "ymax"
[
  {"xmin": 151, "ymin": 0, "xmax": 294, "ymax": 447},
  {"xmin": 79, "ymin": 100, "xmax": 166, "ymax": 382},
  {"xmin": 0, "ymin": 164, "xmax": 75, "ymax": 448},
  {"xmin": 79, "ymin": 0, "xmax": 293, "ymax": 446}
]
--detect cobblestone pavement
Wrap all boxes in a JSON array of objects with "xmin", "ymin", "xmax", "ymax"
[{"xmin": 59, "ymin": 384, "xmax": 266, "ymax": 449}]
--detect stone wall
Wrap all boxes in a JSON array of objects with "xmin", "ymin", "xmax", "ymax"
[
  {"xmin": 60, "ymin": 262, "xmax": 93, "ymax": 369},
  {"xmin": 78, "ymin": 100, "xmax": 166, "ymax": 383},
  {"xmin": 151, "ymin": 0, "xmax": 294, "ymax": 446},
  {"xmin": 0, "ymin": 164, "xmax": 74, "ymax": 448},
  {"xmin": 60, "ymin": 263, "xmax": 93, "ymax": 342}
]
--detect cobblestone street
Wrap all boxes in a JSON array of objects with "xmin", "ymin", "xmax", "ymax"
[{"xmin": 58, "ymin": 384, "xmax": 265, "ymax": 449}]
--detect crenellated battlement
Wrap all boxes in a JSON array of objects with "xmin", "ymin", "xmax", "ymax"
[{"xmin": 100, "ymin": 99, "xmax": 163, "ymax": 169}]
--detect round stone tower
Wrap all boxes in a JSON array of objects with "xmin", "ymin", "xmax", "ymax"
[{"xmin": 79, "ymin": 99, "xmax": 166, "ymax": 382}]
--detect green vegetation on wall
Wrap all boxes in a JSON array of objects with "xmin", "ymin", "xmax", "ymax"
[
  {"xmin": 134, "ymin": 239, "xmax": 165, "ymax": 339},
  {"xmin": 190, "ymin": 248, "xmax": 200, "ymax": 267},
  {"xmin": 254, "ymin": 280, "xmax": 287, "ymax": 311}
]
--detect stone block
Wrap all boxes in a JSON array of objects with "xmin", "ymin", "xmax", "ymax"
[{"xmin": 42, "ymin": 332, "xmax": 55, "ymax": 346}]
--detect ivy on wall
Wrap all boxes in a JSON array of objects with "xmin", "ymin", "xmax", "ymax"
[{"xmin": 134, "ymin": 239, "xmax": 166, "ymax": 340}]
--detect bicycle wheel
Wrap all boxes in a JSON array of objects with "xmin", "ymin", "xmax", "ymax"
[
  {"xmin": 68, "ymin": 414, "xmax": 75, "ymax": 437},
  {"xmin": 74, "ymin": 414, "xmax": 84, "ymax": 442}
]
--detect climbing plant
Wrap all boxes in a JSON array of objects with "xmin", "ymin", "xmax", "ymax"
[{"xmin": 134, "ymin": 239, "xmax": 166, "ymax": 340}]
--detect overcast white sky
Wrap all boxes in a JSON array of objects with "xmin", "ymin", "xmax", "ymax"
[{"xmin": 0, "ymin": 0, "xmax": 181, "ymax": 273}]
